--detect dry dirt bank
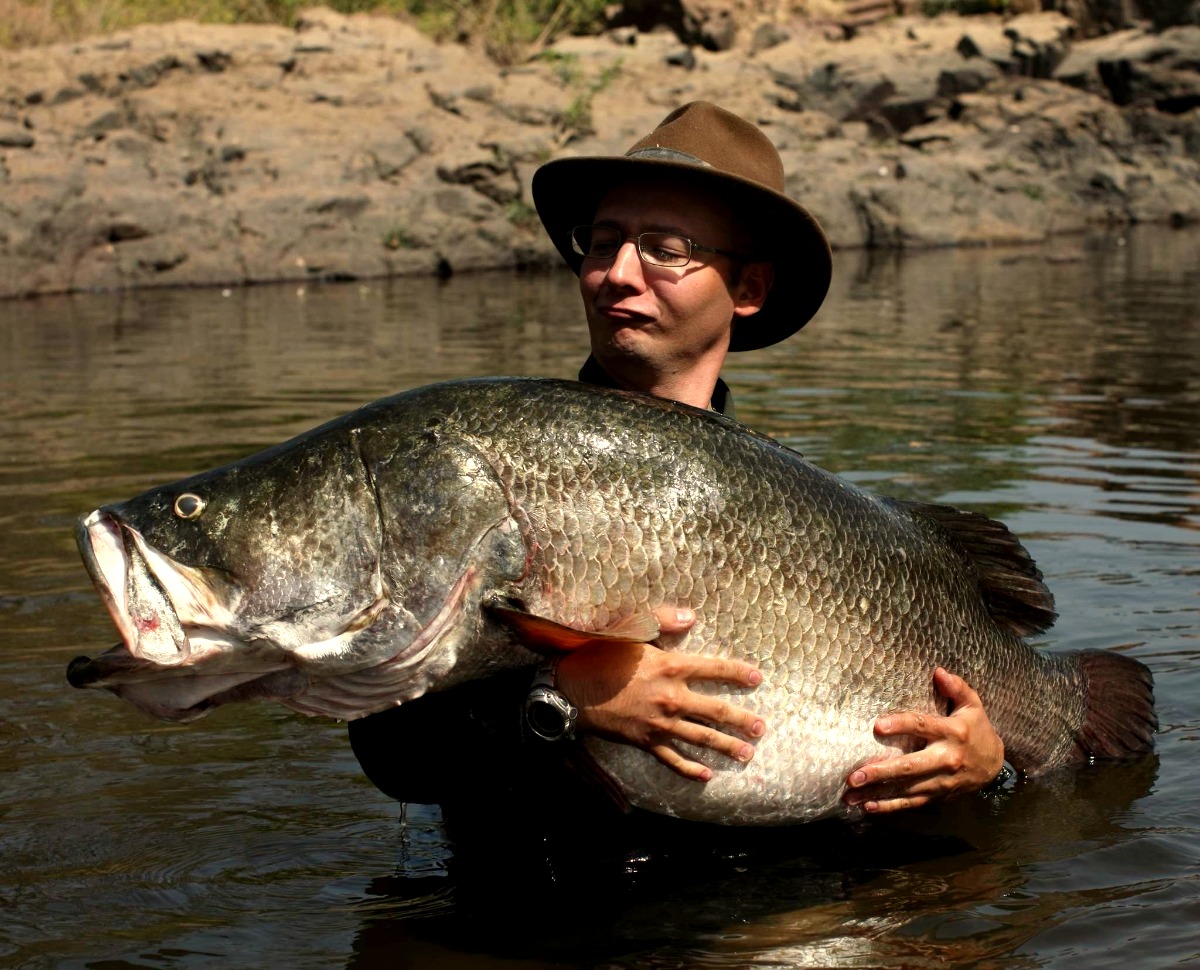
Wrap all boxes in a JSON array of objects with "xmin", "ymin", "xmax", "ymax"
[{"xmin": 1, "ymin": 7, "xmax": 1197, "ymax": 297}]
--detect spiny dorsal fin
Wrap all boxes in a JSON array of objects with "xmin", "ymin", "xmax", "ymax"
[{"xmin": 891, "ymin": 500, "xmax": 1058, "ymax": 638}]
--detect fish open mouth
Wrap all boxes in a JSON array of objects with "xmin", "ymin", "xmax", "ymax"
[
  {"xmin": 77, "ymin": 509, "xmax": 191, "ymax": 665},
  {"xmin": 70, "ymin": 506, "xmax": 494, "ymax": 723},
  {"xmin": 69, "ymin": 509, "xmax": 299, "ymax": 719}
]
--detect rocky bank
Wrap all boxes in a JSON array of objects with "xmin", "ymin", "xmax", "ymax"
[{"xmin": 0, "ymin": 6, "xmax": 1198, "ymax": 299}]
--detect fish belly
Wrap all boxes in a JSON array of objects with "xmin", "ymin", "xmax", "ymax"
[{"xmin": 586, "ymin": 680, "xmax": 924, "ymax": 825}]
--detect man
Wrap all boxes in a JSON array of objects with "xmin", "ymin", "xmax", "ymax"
[{"xmin": 349, "ymin": 103, "xmax": 1005, "ymax": 830}]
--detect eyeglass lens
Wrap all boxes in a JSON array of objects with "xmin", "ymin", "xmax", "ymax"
[{"xmin": 571, "ymin": 226, "xmax": 693, "ymax": 267}]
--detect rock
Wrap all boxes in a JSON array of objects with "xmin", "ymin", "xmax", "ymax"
[
  {"xmin": 666, "ymin": 47, "xmax": 698, "ymax": 69},
  {"xmin": 437, "ymin": 157, "xmax": 519, "ymax": 205},
  {"xmin": 957, "ymin": 12, "xmax": 1074, "ymax": 77},
  {"xmin": 0, "ymin": 124, "xmax": 35, "ymax": 148},
  {"xmin": 1055, "ymin": 25, "xmax": 1200, "ymax": 111},
  {"xmin": 751, "ymin": 23, "xmax": 790, "ymax": 54},
  {"xmin": 118, "ymin": 54, "xmax": 182, "ymax": 90},
  {"xmin": 680, "ymin": 0, "xmax": 739, "ymax": 51},
  {"xmin": 0, "ymin": 10, "xmax": 1197, "ymax": 299}
]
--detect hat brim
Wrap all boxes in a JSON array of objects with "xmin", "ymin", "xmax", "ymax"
[{"xmin": 532, "ymin": 154, "xmax": 831, "ymax": 352}]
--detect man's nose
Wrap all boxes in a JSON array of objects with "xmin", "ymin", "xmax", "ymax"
[{"xmin": 605, "ymin": 239, "xmax": 645, "ymax": 286}]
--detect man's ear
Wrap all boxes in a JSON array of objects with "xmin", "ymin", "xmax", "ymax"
[{"xmin": 732, "ymin": 262, "xmax": 774, "ymax": 318}]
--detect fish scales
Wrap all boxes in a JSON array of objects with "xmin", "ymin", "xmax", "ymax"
[
  {"xmin": 68, "ymin": 378, "xmax": 1156, "ymax": 826},
  {"xmin": 423, "ymin": 382, "xmax": 1082, "ymax": 823}
]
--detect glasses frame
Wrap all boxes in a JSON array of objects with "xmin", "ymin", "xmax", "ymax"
[{"xmin": 570, "ymin": 225, "xmax": 750, "ymax": 269}]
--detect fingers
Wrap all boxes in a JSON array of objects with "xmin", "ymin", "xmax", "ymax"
[
  {"xmin": 653, "ymin": 606, "xmax": 696, "ymax": 635},
  {"xmin": 649, "ymin": 606, "xmax": 761, "ymax": 689},
  {"xmin": 844, "ymin": 755, "xmax": 951, "ymax": 812},
  {"xmin": 646, "ymin": 718, "xmax": 758, "ymax": 781},
  {"xmin": 846, "ymin": 672, "xmax": 1006, "ymax": 811},
  {"xmin": 933, "ymin": 666, "xmax": 983, "ymax": 709},
  {"xmin": 873, "ymin": 711, "xmax": 942, "ymax": 743},
  {"xmin": 670, "ymin": 717, "xmax": 757, "ymax": 764},
  {"xmin": 845, "ymin": 752, "xmax": 946, "ymax": 798},
  {"xmin": 851, "ymin": 793, "xmax": 933, "ymax": 814},
  {"xmin": 653, "ymin": 652, "xmax": 765, "ymax": 742},
  {"xmin": 649, "ymin": 743, "xmax": 713, "ymax": 782},
  {"xmin": 679, "ymin": 653, "xmax": 763, "ymax": 689},
  {"xmin": 685, "ymin": 692, "xmax": 766, "ymax": 741},
  {"xmin": 873, "ymin": 709, "xmax": 966, "ymax": 745}
]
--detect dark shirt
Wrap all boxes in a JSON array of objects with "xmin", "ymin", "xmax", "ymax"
[
  {"xmin": 347, "ymin": 360, "xmax": 737, "ymax": 843},
  {"xmin": 576, "ymin": 354, "xmax": 736, "ymax": 420}
]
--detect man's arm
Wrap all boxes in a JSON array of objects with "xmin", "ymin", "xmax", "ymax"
[
  {"xmin": 556, "ymin": 619, "xmax": 1004, "ymax": 804},
  {"xmin": 842, "ymin": 667, "xmax": 1006, "ymax": 812},
  {"xmin": 555, "ymin": 607, "xmax": 766, "ymax": 781}
]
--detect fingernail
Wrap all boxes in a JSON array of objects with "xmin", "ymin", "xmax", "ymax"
[
  {"xmin": 746, "ymin": 669, "xmax": 763, "ymax": 686},
  {"xmin": 698, "ymin": 767, "xmax": 712, "ymax": 781},
  {"xmin": 863, "ymin": 801, "xmax": 879, "ymax": 813},
  {"xmin": 676, "ymin": 608, "xmax": 693, "ymax": 623},
  {"xmin": 876, "ymin": 716, "xmax": 892, "ymax": 733},
  {"xmin": 849, "ymin": 770, "xmax": 866, "ymax": 787},
  {"xmin": 844, "ymin": 793, "xmax": 861, "ymax": 806},
  {"xmin": 750, "ymin": 719, "xmax": 765, "ymax": 738},
  {"xmin": 737, "ymin": 744, "xmax": 754, "ymax": 762}
]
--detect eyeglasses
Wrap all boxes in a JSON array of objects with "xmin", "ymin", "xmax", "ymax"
[{"xmin": 570, "ymin": 225, "xmax": 747, "ymax": 269}]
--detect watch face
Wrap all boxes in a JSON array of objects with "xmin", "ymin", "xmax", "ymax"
[{"xmin": 527, "ymin": 698, "xmax": 566, "ymax": 740}]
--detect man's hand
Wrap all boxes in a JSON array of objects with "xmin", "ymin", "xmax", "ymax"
[
  {"xmin": 843, "ymin": 667, "xmax": 1005, "ymax": 813},
  {"xmin": 556, "ymin": 607, "xmax": 765, "ymax": 782}
]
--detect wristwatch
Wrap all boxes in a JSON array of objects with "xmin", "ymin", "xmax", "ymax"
[
  {"xmin": 524, "ymin": 661, "xmax": 578, "ymax": 741},
  {"xmin": 979, "ymin": 760, "xmax": 1017, "ymax": 797}
]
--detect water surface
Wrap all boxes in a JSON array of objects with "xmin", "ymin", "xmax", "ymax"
[{"xmin": 2, "ymin": 227, "xmax": 1198, "ymax": 968}]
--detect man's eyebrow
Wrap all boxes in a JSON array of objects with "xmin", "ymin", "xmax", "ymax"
[{"xmin": 593, "ymin": 219, "xmax": 690, "ymax": 234}]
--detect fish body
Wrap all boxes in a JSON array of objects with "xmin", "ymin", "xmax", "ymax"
[{"xmin": 69, "ymin": 379, "xmax": 1156, "ymax": 824}]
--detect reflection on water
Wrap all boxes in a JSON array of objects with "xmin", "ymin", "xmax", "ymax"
[{"xmin": 1, "ymin": 226, "xmax": 1198, "ymax": 969}]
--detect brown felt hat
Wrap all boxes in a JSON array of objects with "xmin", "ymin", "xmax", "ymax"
[{"xmin": 532, "ymin": 101, "xmax": 832, "ymax": 352}]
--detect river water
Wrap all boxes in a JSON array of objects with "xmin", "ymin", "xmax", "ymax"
[{"xmin": 2, "ymin": 228, "xmax": 1198, "ymax": 968}]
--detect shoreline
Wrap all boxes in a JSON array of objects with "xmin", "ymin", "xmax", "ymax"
[{"xmin": 1, "ymin": 7, "xmax": 1198, "ymax": 300}]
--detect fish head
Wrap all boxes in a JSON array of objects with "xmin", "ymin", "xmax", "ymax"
[
  {"xmin": 68, "ymin": 410, "xmax": 534, "ymax": 722},
  {"xmin": 69, "ymin": 431, "xmax": 391, "ymax": 719}
]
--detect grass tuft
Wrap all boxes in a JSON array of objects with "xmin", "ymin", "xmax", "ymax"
[{"xmin": 1, "ymin": 0, "xmax": 612, "ymax": 57}]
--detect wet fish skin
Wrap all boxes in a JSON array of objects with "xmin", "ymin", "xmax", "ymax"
[{"xmin": 70, "ymin": 378, "xmax": 1156, "ymax": 825}]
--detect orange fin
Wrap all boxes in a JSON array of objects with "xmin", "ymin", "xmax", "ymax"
[{"xmin": 485, "ymin": 601, "xmax": 660, "ymax": 653}]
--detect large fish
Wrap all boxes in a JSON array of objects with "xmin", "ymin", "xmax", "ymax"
[{"xmin": 68, "ymin": 379, "xmax": 1156, "ymax": 824}]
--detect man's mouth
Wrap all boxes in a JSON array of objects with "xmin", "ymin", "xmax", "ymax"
[{"xmin": 597, "ymin": 304, "xmax": 655, "ymax": 324}]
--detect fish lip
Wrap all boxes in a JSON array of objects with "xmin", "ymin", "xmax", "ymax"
[
  {"xmin": 67, "ymin": 647, "xmax": 132, "ymax": 688},
  {"xmin": 76, "ymin": 509, "xmax": 138, "ymax": 653},
  {"xmin": 76, "ymin": 509, "xmax": 193, "ymax": 665},
  {"xmin": 65, "ymin": 642, "xmax": 303, "ymax": 721}
]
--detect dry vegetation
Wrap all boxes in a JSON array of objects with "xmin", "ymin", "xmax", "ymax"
[{"xmin": 0, "ymin": 0, "xmax": 615, "ymax": 55}]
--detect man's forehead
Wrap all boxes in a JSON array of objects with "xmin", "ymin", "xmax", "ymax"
[{"xmin": 593, "ymin": 180, "xmax": 739, "ymax": 235}]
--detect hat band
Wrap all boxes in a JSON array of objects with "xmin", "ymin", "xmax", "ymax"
[{"xmin": 625, "ymin": 147, "xmax": 712, "ymax": 167}]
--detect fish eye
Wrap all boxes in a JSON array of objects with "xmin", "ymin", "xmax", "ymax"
[{"xmin": 173, "ymin": 493, "xmax": 206, "ymax": 520}]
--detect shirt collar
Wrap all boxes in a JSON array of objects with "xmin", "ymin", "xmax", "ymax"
[{"xmin": 577, "ymin": 356, "xmax": 736, "ymax": 419}]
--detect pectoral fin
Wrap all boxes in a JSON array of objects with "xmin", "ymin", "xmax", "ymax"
[{"xmin": 484, "ymin": 600, "xmax": 660, "ymax": 653}]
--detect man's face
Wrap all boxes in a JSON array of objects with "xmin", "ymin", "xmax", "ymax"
[{"xmin": 579, "ymin": 180, "xmax": 765, "ymax": 382}]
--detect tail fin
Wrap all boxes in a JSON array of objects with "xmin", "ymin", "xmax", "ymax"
[{"xmin": 1072, "ymin": 650, "xmax": 1157, "ymax": 761}]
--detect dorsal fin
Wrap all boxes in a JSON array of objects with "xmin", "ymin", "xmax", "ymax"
[{"xmin": 890, "ymin": 500, "xmax": 1058, "ymax": 638}]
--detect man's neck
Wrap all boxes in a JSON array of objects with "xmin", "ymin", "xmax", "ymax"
[
  {"xmin": 589, "ymin": 355, "xmax": 723, "ymax": 410},
  {"xmin": 579, "ymin": 356, "xmax": 736, "ymax": 417}
]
